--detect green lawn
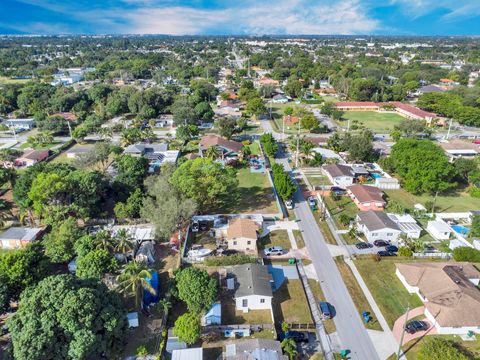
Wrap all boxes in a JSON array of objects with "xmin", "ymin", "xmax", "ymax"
[
  {"xmin": 293, "ymin": 229, "xmax": 305, "ymax": 248},
  {"xmin": 0, "ymin": 76, "xmax": 34, "ymax": 85},
  {"xmin": 306, "ymin": 175, "xmax": 332, "ymax": 187},
  {"xmin": 399, "ymin": 335, "xmax": 480, "ymax": 360},
  {"xmin": 335, "ymin": 257, "xmax": 383, "ymax": 331},
  {"xmin": 384, "ymin": 188, "xmax": 480, "ymax": 212},
  {"xmin": 20, "ymin": 141, "xmax": 61, "ymax": 150},
  {"xmin": 273, "ymin": 279, "xmax": 313, "ymax": 325},
  {"xmin": 259, "ymin": 230, "xmax": 291, "ymax": 250},
  {"xmin": 353, "ymin": 258, "xmax": 424, "ymax": 328},
  {"xmin": 247, "ymin": 141, "xmax": 261, "ymax": 156},
  {"xmin": 222, "ymin": 300, "xmax": 273, "ymax": 325},
  {"xmin": 338, "ymin": 111, "xmax": 404, "ymax": 133},
  {"xmin": 324, "ymin": 195, "xmax": 359, "ymax": 230},
  {"xmin": 217, "ymin": 166, "xmax": 278, "ymax": 214}
]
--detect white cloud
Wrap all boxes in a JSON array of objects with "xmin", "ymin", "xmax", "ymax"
[{"xmin": 389, "ymin": 0, "xmax": 480, "ymax": 20}]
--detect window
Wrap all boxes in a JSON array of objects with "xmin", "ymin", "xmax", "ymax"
[
  {"xmin": 260, "ymin": 298, "xmax": 265, "ymax": 304},
  {"xmin": 387, "ymin": 233, "xmax": 393, "ymax": 236},
  {"xmin": 242, "ymin": 299, "xmax": 248, "ymax": 307},
  {"xmin": 247, "ymin": 241, "xmax": 251, "ymax": 245},
  {"xmin": 233, "ymin": 241, "xmax": 237, "ymax": 245},
  {"xmin": 372, "ymin": 233, "xmax": 377, "ymax": 236}
]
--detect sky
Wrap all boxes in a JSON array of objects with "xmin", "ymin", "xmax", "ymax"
[{"xmin": 0, "ymin": 0, "xmax": 479, "ymax": 36}]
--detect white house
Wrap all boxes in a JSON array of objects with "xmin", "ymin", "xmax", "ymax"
[
  {"xmin": 172, "ymin": 348, "xmax": 203, "ymax": 360},
  {"xmin": 227, "ymin": 264, "xmax": 273, "ymax": 313},
  {"xmin": 396, "ymin": 262, "xmax": 480, "ymax": 335},
  {"xmin": 387, "ymin": 213, "xmax": 422, "ymax": 239},
  {"xmin": 427, "ymin": 220, "xmax": 452, "ymax": 240},
  {"xmin": 322, "ymin": 164, "xmax": 354, "ymax": 187},
  {"xmin": 356, "ymin": 211, "xmax": 402, "ymax": 242}
]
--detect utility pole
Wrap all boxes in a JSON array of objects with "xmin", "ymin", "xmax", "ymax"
[
  {"xmin": 446, "ymin": 118, "xmax": 453, "ymax": 140},
  {"xmin": 397, "ymin": 303, "xmax": 410, "ymax": 360},
  {"xmin": 66, "ymin": 119, "xmax": 73, "ymax": 140},
  {"xmin": 295, "ymin": 119, "xmax": 300, "ymax": 168}
]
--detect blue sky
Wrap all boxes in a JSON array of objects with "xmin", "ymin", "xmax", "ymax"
[{"xmin": 0, "ymin": 0, "xmax": 479, "ymax": 35}]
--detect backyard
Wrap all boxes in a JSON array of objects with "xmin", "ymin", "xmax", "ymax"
[
  {"xmin": 222, "ymin": 299, "xmax": 273, "ymax": 325},
  {"xmin": 337, "ymin": 111, "xmax": 404, "ymax": 133},
  {"xmin": 384, "ymin": 188, "xmax": 480, "ymax": 212},
  {"xmin": 217, "ymin": 166, "xmax": 278, "ymax": 214},
  {"xmin": 353, "ymin": 258, "xmax": 424, "ymax": 328},
  {"xmin": 272, "ymin": 279, "xmax": 313, "ymax": 325}
]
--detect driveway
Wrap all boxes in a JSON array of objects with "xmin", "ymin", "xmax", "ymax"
[{"xmin": 392, "ymin": 306, "xmax": 437, "ymax": 346}]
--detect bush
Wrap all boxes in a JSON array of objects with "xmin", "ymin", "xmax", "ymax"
[
  {"xmin": 241, "ymin": 140, "xmax": 251, "ymax": 146},
  {"xmin": 204, "ymin": 254, "xmax": 258, "ymax": 266},
  {"xmin": 417, "ymin": 337, "xmax": 470, "ymax": 360},
  {"xmin": 452, "ymin": 247, "xmax": 480, "ymax": 262},
  {"xmin": 469, "ymin": 187, "xmax": 480, "ymax": 198},
  {"xmin": 338, "ymin": 214, "xmax": 352, "ymax": 226},
  {"xmin": 398, "ymin": 246, "xmax": 413, "ymax": 257}
]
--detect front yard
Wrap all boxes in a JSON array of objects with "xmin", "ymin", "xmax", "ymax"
[
  {"xmin": 272, "ymin": 279, "xmax": 313, "ymax": 325},
  {"xmin": 353, "ymin": 258, "xmax": 424, "ymax": 328},
  {"xmin": 399, "ymin": 335, "xmax": 480, "ymax": 360},
  {"xmin": 217, "ymin": 166, "xmax": 278, "ymax": 214},
  {"xmin": 258, "ymin": 230, "xmax": 291, "ymax": 250},
  {"xmin": 384, "ymin": 188, "xmax": 480, "ymax": 213},
  {"xmin": 338, "ymin": 111, "xmax": 404, "ymax": 133},
  {"xmin": 324, "ymin": 194, "xmax": 359, "ymax": 230}
]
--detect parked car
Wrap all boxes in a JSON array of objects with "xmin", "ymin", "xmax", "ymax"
[
  {"xmin": 284, "ymin": 331, "xmax": 308, "ymax": 343},
  {"xmin": 191, "ymin": 221, "xmax": 199, "ymax": 232},
  {"xmin": 319, "ymin": 301, "xmax": 332, "ymax": 319},
  {"xmin": 385, "ymin": 245, "xmax": 398, "ymax": 253},
  {"xmin": 373, "ymin": 240, "xmax": 390, "ymax": 247},
  {"xmin": 220, "ymin": 249, "xmax": 238, "ymax": 256},
  {"xmin": 377, "ymin": 250, "xmax": 397, "ymax": 257},
  {"xmin": 285, "ymin": 199, "xmax": 294, "ymax": 210},
  {"xmin": 264, "ymin": 246, "xmax": 284, "ymax": 256},
  {"xmin": 405, "ymin": 320, "xmax": 429, "ymax": 334},
  {"xmin": 199, "ymin": 220, "xmax": 209, "ymax": 231},
  {"xmin": 308, "ymin": 196, "xmax": 316, "ymax": 208},
  {"xmin": 330, "ymin": 186, "xmax": 346, "ymax": 195},
  {"xmin": 355, "ymin": 242, "xmax": 373, "ymax": 250}
]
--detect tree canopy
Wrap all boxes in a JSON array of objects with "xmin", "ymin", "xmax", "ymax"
[{"xmin": 175, "ymin": 267, "xmax": 217, "ymax": 313}]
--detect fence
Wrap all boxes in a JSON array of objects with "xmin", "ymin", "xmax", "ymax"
[{"xmin": 413, "ymin": 252, "xmax": 451, "ymax": 259}]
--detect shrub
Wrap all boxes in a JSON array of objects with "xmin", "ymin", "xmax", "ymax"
[
  {"xmin": 338, "ymin": 214, "xmax": 352, "ymax": 226},
  {"xmin": 469, "ymin": 187, "xmax": 480, "ymax": 198},
  {"xmin": 241, "ymin": 140, "xmax": 251, "ymax": 146},
  {"xmin": 204, "ymin": 254, "xmax": 258, "ymax": 266},
  {"xmin": 452, "ymin": 247, "xmax": 480, "ymax": 262},
  {"xmin": 398, "ymin": 246, "xmax": 413, "ymax": 257}
]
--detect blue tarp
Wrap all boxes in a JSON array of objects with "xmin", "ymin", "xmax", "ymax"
[{"xmin": 143, "ymin": 271, "xmax": 160, "ymax": 308}]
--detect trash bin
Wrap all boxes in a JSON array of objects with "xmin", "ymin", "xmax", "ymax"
[{"xmin": 288, "ymin": 258, "xmax": 296, "ymax": 264}]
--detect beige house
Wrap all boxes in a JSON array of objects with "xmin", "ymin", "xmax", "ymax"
[{"xmin": 226, "ymin": 218, "xmax": 258, "ymax": 254}]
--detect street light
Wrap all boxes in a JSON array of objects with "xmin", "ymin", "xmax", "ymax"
[{"xmin": 396, "ymin": 303, "xmax": 410, "ymax": 359}]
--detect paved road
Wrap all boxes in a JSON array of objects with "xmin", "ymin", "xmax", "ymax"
[
  {"xmin": 261, "ymin": 118, "xmax": 379, "ymax": 359},
  {"xmin": 311, "ymin": 108, "xmax": 339, "ymax": 131}
]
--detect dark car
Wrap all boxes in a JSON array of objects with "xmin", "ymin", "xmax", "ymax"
[
  {"xmin": 405, "ymin": 320, "xmax": 429, "ymax": 334},
  {"xmin": 373, "ymin": 240, "xmax": 390, "ymax": 247},
  {"xmin": 221, "ymin": 249, "xmax": 238, "ymax": 256},
  {"xmin": 285, "ymin": 331, "xmax": 308, "ymax": 343},
  {"xmin": 319, "ymin": 301, "xmax": 332, "ymax": 319},
  {"xmin": 377, "ymin": 250, "xmax": 397, "ymax": 257},
  {"xmin": 199, "ymin": 221, "xmax": 209, "ymax": 231},
  {"xmin": 330, "ymin": 186, "xmax": 346, "ymax": 195},
  {"xmin": 385, "ymin": 245, "xmax": 399, "ymax": 253},
  {"xmin": 355, "ymin": 242, "xmax": 373, "ymax": 250}
]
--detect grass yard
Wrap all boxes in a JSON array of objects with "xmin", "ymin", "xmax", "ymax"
[
  {"xmin": 222, "ymin": 300, "xmax": 273, "ymax": 325},
  {"xmin": 399, "ymin": 335, "xmax": 480, "ymax": 360},
  {"xmin": 293, "ymin": 229, "xmax": 305, "ymax": 248},
  {"xmin": 317, "ymin": 218, "xmax": 338, "ymax": 245},
  {"xmin": 334, "ymin": 257, "xmax": 383, "ymax": 331},
  {"xmin": 273, "ymin": 279, "xmax": 313, "ymax": 325},
  {"xmin": 259, "ymin": 230, "xmax": 291, "ymax": 250},
  {"xmin": 324, "ymin": 195, "xmax": 359, "ymax": 230},
  {"xmin": 307, "ymin": 279, "xmax": 336, "ymax": 334},
  {"xmin": 20, "ymin": 141, "xmax": 62, "ymax": 150},
  {"xmin": 353, "ymin": 258, "xmax": 424, "ymax": 329},
  {"xmin": 247, "ymin": 141, "xmax": 261, "ymax": 156},
  {"xmin": 0, "ymin": 76, "xmax": 34, "ymax": 85},
  {"xmin": 338, "ymin": 111, "xmax": 404, "ymax": 133},
  {"xmin": 306, "ymin": 175, "xmax": 332, "ymax": 188},
  {"xmin": 384, "ymin": 188, "xmax": 480, "ymax": 213},
  {"xmin": 217, "ymin": 166, "xmax": 278, "ymax": 214}
]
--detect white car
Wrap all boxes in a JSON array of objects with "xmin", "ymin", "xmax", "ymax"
[
  {"xmin": 264, "ymin": 246, "xmax": 284, "ymax": 256},
  {"xmin": 308, "ymin": 196, "xmax": 316, "ymax": 208},
  {"xmin": 285, "ymin": 199, "xmax": 294, "ymax": 210}
]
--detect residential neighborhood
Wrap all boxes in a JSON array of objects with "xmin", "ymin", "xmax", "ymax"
[{"xmin": 1, "ymin": 23, "xmax": 480, "ymax": 360}]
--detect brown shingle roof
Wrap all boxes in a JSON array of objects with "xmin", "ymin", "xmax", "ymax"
[
  {"xmin": 227, "ymin": 218, "xmax": 258, "ymax": 240},
  {"xmin": 396, "ymin": 262, "xmax": 480, "ymax": 328},
  {"xmin": 347, "ymin": 184, "xmax": 384, "ymax": 204},
  {"xmin": 199, "ymin": 135, "xmax": 243, "ymax": 153}
]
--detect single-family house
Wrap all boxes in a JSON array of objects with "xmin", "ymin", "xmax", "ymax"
[
  {"xmin": 227, "ymin": 264, "xmax": 273, "ymax": 312},
  {"xmin": 312, "ymin": 147, "xmax": 343, "ymax": 162},
  {"xmin": 351, "ymin": 165, "xmax": 369, "ymax": 178},
  {"xmin": 417, "ymin": 84, "xmax": 445, "ymax": 94},
  {"xmin": 225, "ymin": 339, "xmax": 287, "ymax": 360},
  {"xmin": 439, "ymin": 140, "xmax": 479, "ymax": 159},
  {"xmin": 282, "ymin": 115, "xmax": 299, "ymax": 126},
  {"xmin": 388, "ymin": 213, "xmax": 422, "ymax": 239},
  {"xmin": 257, "ymin": 77, "xmax": 280, "ymax": 87},
  {"xmin": 396, "ymin": 262, "xmax": 480, "ymax": 335},
  {"xmin": 172, "ymin": 348, "xmax": 203, "ymax": 360},
  {"xmin": 15, "ymin": 149, "xmax": 50, "ymax": 167},
  {"xmin": 202, "ymin": 302, "xmax": 221, "ymax": 326},
  {"xmin": 66, "ymin": 146, "xmax": 92, "ymax": 159},
  {"xmin": 0, "ymin": 227, "xmax": 44, "ymax": 249},
  {"xmin": 427, "ymin": 220, "xmax": 452, "ymax": 240},
  {"xmin": 226, "ymin": 218, "xmax": 258, "ymax": 254},
  {"xmin": 323, "ymin": 164, "xmax": 354, "ymax": 187},
  {"xmin": 199, "ymin": 135, "xmax": 243, "ymax": 159},
  {"xmin": 347, "ymin": 184, "xmax": 386, "ymax": 211},
  {"xmin": 357, "ymin": 211, "xmax": 402, "ymax": 242},
  {"xmin": 3, "ymin": 118, "xmax": 35, "ymax": 130},
  {"xmin": 272, "ymin": 94, "xmax": 289, "ymax": 104},
  {"xmin": 123, "ymin": 143, "xmax": 179, "ymax": 171}
]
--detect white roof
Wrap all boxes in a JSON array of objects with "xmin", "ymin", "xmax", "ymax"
[
  {"xmin": 449, "ymin": 239, "xmax": 465, "ymax": 250},
  {"xmin": 110, "ymin": 225, "xmax": 155, "ymax": 241},
  {"xmin": 428, "ymin": 221, "xmax": 452, "ymax": 233},
  {"xmin": 0, "ymin": 227, "xmax": 43, "ymax": 241},
  {"xmin": 313, "ymin": 147, "xmax": 342, "ymax": 160},
  {"xmin": 172, "ymin": 348, "xmax": 203, "ymax": 360}
]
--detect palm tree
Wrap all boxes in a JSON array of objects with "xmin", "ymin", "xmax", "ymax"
[
  {"xmin": 205, "ymin": 146, "xmax": 220, "ymax": 160},
  {"xmin": 117, "ymin": 261, "xmax": 156, "ymax": 310},
  {"xmin": 96, "ymin": 230, "xmax": 114, "ymax": 251},
  {"xmin": 156, "ymin": 299, "xmax": 172, "ymax": 315},
  {"xmin": 281, "ymin": 338, "xmax": 298, "ymax": 360},
  {"xmin": 115, "ymin": 229, "xmax": 134, "ymax": 255},
  {"xmin": 240, "ymin": 145, "xmax": 252, "ymax": 160}
]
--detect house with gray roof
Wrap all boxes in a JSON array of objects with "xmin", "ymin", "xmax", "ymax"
[
  {"xmin": 123, "ymin": 142, "xmax": 179, "ymax": 172},
  {"xmin": 322, "ymin": 164, "xmax": 354, "ymax": 187},
  {"xmin": 356, "ymin": 210, "xmax": 402, "ymax": 242},
  {"xmin": 226, "ymin": 264, "xmax": 273, "ymax": 313},
  {"xmin": 225, "ymin": 339, "xmax": 287, "ymax": 360},
  {"xmin": 0, "ymin": 227, "xmax": 44, "ymax": 249}
]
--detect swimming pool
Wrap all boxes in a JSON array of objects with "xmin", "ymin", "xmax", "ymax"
[
  {"xmin": 451, "ymin": 224, "xmax": 470, "ymax": 236},
  {"xmin": 370, "ymin": 173, "xmax": 382, "ymax": 179}
]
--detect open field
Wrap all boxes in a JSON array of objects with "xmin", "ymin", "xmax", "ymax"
[
  {"xmin": 338, "ymin": 111, "xmax": 404, "ymax": 133},
  {"xmin": 217, "ymin": 166, "xmax": 277, "ymax": 214},
  {"xmin": 273, "ymin": 279, "xmax": 313, "ymax": 325},
  {"xmin": 353, "ymin": 258, "xmax": 424, "ymax": 328},
  {"xmin": 384, "ymin": 188, "xmax": 480, "ymax": 213},
  {"xmin": 259, "ymin": 230, "xmax": 291, "ymax": 250},
  {"xmin": 0, "ymin": 76, "xmax": 34, "ymax": 85},
  {"xmin": 334, "ymin": 257, "xmax": 383, "ymax": 330}
]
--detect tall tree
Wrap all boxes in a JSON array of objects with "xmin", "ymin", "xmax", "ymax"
[
  {"xmin": 175, "ymin": 267, "xmax": 217, "ymax": 313},
  {"xmin": 117, "ymin": 261, "xmax": 156, "ymax": 310}
]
